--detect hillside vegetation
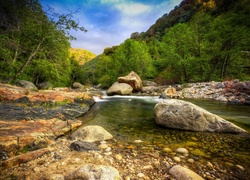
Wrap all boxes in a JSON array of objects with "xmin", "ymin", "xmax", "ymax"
[{"xmin": 82, "ymin": 0, "xmax": 250, "ymax": 88}]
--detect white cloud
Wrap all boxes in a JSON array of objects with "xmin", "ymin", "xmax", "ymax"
[{"xmin": 115, "ymin": 2, "xmax": 151, "ymax": 16}]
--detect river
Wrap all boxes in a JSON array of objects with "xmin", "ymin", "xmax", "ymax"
[{"xmin": 79, "ymin": 95, "xmax": 250, "ymax": 176}]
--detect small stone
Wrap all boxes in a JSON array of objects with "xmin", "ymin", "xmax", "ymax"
[
  {"xmin": 137, "ymin": 173, "xmax": 145, "ymax": 178},
  {"xmin": 104, "ymin": 152, "xmax": 112, "ymax": 156},
  {"xmin": 142, "ymin": 165, "xmax": 153, "ymax": 170},
  {"xmin": 187, "ymin": 158, "xmax": 194, "ymax": 163},
  {"xmin": 176, "ymin": 148, "xmax": 189, "ymax": 154},
  {"xmin": 134, "ymin": 139, "xmax": 143, "ymax": 143},
  {"xmin": 236, "ymin": 165, "xmax": 244, "ymax": 171},
  {"xmin": 163, "ymin": 147, "xmax": 172, "ymax": 153},
  {"xmin": 207, "ymin": 162, "xmax": 214, "ymax": 170},
  {"xmin": 99, "ymin": 144, "xmax": 108, "ymax": 149},
  {"xmin": 173, "ymin": 156, "xmax": 181, "ymax": 162},
  {"xmin": 48, "ymin": 174, "xmax": 65, "ymax": 180},
  {"xmin": 114, "ymin": 154, "xmax": 123, "ymax": 161},
  {"xmin": 105, "ymin": 147, "xmax": 111, "ymax": 152}
]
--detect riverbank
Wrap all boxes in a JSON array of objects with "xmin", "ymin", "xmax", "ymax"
[{"xmin": 139, "ymin": 80, "xmax": 250, "ymax": 105}]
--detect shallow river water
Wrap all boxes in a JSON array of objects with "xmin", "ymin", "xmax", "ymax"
[{"xmin": 79, "ymin": 95, "xmax": 250, "ymax": 178}]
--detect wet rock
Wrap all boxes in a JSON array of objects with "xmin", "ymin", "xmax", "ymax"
[
  {"xmin": 65, "ymin": 164, "xmax": 121, "ymax": 180},
  {"xmin": 154, "ymin": 99, "xmax": 247, "ymax": 133},
  {"xmin": 118, "ymin": 71, "xmax": 142, "ymax": 92},
  {"xmin": 169, "ymin": 165, "xmax": 204, "ymax": 180},
  {"xmin": 70, "ymin": 141, "xmax": 99, "ymax": 152},
  {"xmin": 107, "ymin": 82, "xmax": 133, "ymax": 96},
  {"xmin": 159, "ymin": 92, "xmax": 168, "ymax": 99},
  {"xmin": 1, "ymin": 148, "xmax": 50, "ymax": 170},
  {"xmin": 70, "ymin": 125, "xmax": 113, "ymax": 142}
]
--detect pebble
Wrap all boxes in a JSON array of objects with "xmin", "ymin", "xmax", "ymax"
[
  {"xmin": 134, "ymin": 140, "xmax": 143, "ymax": 143},
  {"xmin": 236, "ymin": 165, "xmax": 244, "ymax": 171},
  {"xmin": 137, "ymin": 173, "xmax": 145, "ymax": 178},
  {"xmin": 173, "ymin": 156, "xmax": 181, "ymax": 162},
  {"xmin": 105, "ymin": 147, "xmax": 111, "ymax": 152},
  {"xmin": 163, "ymin": 147, "xmax": 172, "ymax": 153},
  {"xmin": 104, "ymin": 152, "xmax": 112, "ymax": 156},
  {"xmin": 187, "ymin": 158, "xmax": 194, "ymax": 163},
  {"xmin": 176, "ymin": 148, "xmax": 188, "ymax": 154},
  {"xmin": 207, "ymin": 162, "xmax": 214, "ymax": 170},
  {"xmin": 99, "ymin": 144, "xmax": 108, "ymax": 149},
  {"xmin": 114, "ymin": 154, "xmax": 123, "ymax": 161}
]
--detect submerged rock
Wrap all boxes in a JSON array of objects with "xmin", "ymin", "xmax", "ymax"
[
  {"xmin": 70, "ymin": 141, "xmax": 99, "ymax": 152},
  {"xmin": 65, "ymin": 164, "xmax": 121, "ymax": 180},
  {"xmin": 169, "ymin": 165, "xmax": 204, "ymax": 180},
  {"xmin": 154, "ymin": 99, "xmax": 247, "ymax": 133},
  {"xmin": 70, "ymin": 125, "xmax": 113, "ymax": 142}
]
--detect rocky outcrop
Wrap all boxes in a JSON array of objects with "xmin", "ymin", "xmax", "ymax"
[
  {"xmin": 154, "ymin": 99, "xmax": 247, "ymax": 133},
  {"xmin": 169, "ymin": 165, "xmax": 204, "ymax": 180},
  {"xmin": 66, "ymin": 164, "xmax": 121, "ymax": 180},
  {"xmin": 107, "ymin": 82, "xmax": 133, "ymax": 96},
  {"xmin": 70, "ymin": 125, "xmax": 113, "ymax": 142},
  {"xmin": 0, "ymin": 119, "xmax": 82, "ymax": 157},
  {"xmin": 118, "ymin": 71, "xmax": 142, "ymax": 92}
]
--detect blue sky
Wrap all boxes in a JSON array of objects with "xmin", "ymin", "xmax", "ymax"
[{"xmin": 40, "ymin": 0, "xmax": 182, "ymax": 55}]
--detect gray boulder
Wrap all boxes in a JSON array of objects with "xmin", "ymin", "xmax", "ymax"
[
  {"xmin": 70, "ymin": 125, "xmax": 113, "ymax": 142},
  {"xmin": 17, "ymin": 80, "xmax": 37, "ymax": 90},
  {"xmin": 73, "ymin": 82, "xmax": 84, "ymax": 89},
  {"xmin": 107, "ymin": 82, "xmax": 133, "ymax": 96},
  {"xmin": 154, "ymin": 99, "xmax": 247, "ymax": 133},
  {"xmin": 37, "ymin": 81, "xmax": 53, "ymax": 90},
  {"xmin": 66, "ymin": 164, "xmax": 121, "ymax": 180},
  {"xmin": 69, "ymin": 141, "xmax": 99, "ymax": 152},
  {"xmin": 169, "ymin": 165, "xmax": 204, "ymax": 180}
]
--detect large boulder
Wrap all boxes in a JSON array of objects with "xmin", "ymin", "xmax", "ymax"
[
  {"xmin": 118, "ymin": 71, "xmax": 142, "ymax": 92},
  {"xmin": 16, "ymin": 80, "xmax": 37, "ymax": 90},
  {"xmin": 106, "ymin": 82, "xmax": 133, "ymax": 96},
  {"xmin": 154, "ymin": 99, "xmax": 247, "ymax": 133},
  {"xmin": 70, "ymin": 125, "xmax": 113, "ymax": 142},
  {"xmin": 66, "ymin": 164, "xmax": 121, "ymax": 180},
  {"xmin": 164, "ymin": 86, "xmax": 177, "ymax": 97},
  {"xmin": 169, "ymin": 165, "xmax": 204, "ymax": 180}
]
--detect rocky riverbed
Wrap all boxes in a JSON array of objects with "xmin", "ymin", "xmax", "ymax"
[{"xmin": 0, "ymin": 81, "xmax": 249, "ymax": 180}]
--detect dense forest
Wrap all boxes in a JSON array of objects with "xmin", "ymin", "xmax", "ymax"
[
  {"xmin": 83, "ymin": 0, "xmax": 250, "ymax": 87},
  {"xmin": 0, "ymin": 0, "xmax": 249, "ymax": 88},
  {"xmin": 0, "ymin": 0, "xmax": 90, "ymax": 86}
]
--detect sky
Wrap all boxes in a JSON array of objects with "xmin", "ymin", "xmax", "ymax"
[{"xmin": 40, "ymin": 0, "xmax": 182, "ymax": 55}]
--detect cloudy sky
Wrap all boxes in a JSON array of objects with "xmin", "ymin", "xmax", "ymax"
[{"xmin": 40, "ymin": 0, "xmax": 182, "ymax": 55}]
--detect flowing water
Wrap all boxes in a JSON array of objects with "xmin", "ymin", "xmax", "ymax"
[{"xmin": 79, "ymin": 95, "xmax": 250, "ymax": 176}]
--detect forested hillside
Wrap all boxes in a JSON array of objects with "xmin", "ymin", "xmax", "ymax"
[
  {"xmin": 82, "ymin": 0, "xmax": 250, "ymax": 87},
  {"xmin": 0, "ymin": 0, "xmax": 87, "ymax": 86}
]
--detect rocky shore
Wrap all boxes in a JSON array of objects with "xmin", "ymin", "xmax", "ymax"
[{"xmin": 0, "ymin": 79, "xmax": 249, "ymax": 180}]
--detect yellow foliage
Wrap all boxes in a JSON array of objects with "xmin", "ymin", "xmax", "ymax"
[{"xmin": 69, "ymin": 48, "xmax": 96, "ymax": 65}]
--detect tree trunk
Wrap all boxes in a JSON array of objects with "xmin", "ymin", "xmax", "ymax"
[{"xmin": 14, "ymin": 39, "xmax": 44, "ymax": 80}]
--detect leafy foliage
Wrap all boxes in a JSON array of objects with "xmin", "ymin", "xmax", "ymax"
[
  {"xmin": 83, "ymin": 0, "xmax": 250, "ymax": 86},
  {"xmin": 0, "ymin": 0, "xmax": 87, "ymax": 87}
]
